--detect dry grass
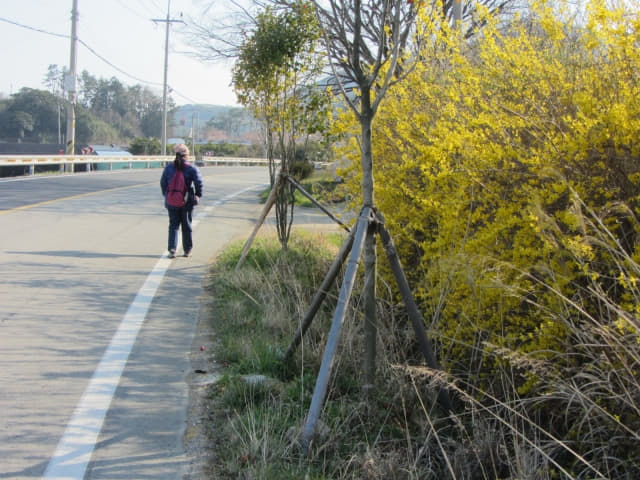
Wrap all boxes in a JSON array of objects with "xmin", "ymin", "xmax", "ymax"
[{"xmin": 203, "ymin": 197, "xmax": 640, "ymax": 479}]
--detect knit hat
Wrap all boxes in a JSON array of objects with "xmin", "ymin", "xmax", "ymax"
[{"xmin": 173, "ymin": 143, "xmax": 189, "ymax": 156}]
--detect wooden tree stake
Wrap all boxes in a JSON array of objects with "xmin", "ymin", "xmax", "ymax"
[
  {"xmin": 284, "ymin": 174, "xmax": 351, "ymax": 232},
  {"xmin": 376, "ymin": 214, "xmax": 452, "ymax": 412},
  {"xmin": 235, "ymin": 175, "xmax": 281, "ymax": 271},
  {"xmin": 283, "ymin": 226, "xmax": 356, "ymax": 363},
  {"xmin": 300, "ymin": 207, "xmax": 372, "ymax": 452}
]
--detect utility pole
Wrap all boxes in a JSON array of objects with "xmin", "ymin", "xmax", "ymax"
[
  {"xmin": 191, "ymin": 112, "xmax": 195, "ymax": 157},
  {"xmin": 65, "ymin": 0, "xmax": 78, "ymax": 158},
  {"xmin": 153, "ymin": 1, "xmax": 184, "ymax": 156},
  {"xmin": 190, "ymin": 110, "xmax": 199, "ymax": 159}
]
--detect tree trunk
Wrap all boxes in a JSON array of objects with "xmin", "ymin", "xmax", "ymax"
[
  {"xmin": 360, "ymin": 90, "xmax": 377, "ymax": 392},
  {"xmin": 275, "ymin": 134, "xmax": 295, "ymax": 249},
  {"xmin": 363, "ymin": 229, "xmax": 377, "ymax": 392},
  {"xmin": 275, "ymin": 181, "xmax": 294, "ymax": 249},
  {"xmin": 266, "ymin": 125, "xmax": 276, "ymax": 186}
]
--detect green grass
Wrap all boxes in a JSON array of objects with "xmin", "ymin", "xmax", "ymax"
[
  {"xmin": 203, "ymin": 232, "xmax": 461, "ymax": 479},
  {"xmin": 258, "ymin": 169, "xmax": 346, "ymax": 207}
]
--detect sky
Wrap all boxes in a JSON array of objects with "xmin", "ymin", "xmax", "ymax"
[{"xmin": 0, "ymin": 0, "xmax": 239, "ymax": 106}]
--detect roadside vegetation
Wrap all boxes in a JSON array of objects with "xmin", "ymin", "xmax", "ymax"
[
  {"xmin": 202, "ymin": 0, "xmax": 639, "ymax": 478},
  {"xmin": 205, "ymin": 212, "xmax": 640, "ymax": 479},
  {"xmin": 258, "ymin": 169, "xmax": 347, "ymax": 207}
]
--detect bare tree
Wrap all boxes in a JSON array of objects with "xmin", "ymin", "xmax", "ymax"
[
  {"xmin": 182, "ymin": 0, "xmax": 256, "ymax": 60},
  {"xmin": 187, "ymin": 0, "xmax": 517, "ymax": 400},
  {"xmin": 309, "ymin": 0, "xmax": 423, "ymax": 390},
  {"xmin": 233, "ymin": 3, "xmax": 330, "ymax": 249},
  {"xmin": 309, "ymin": 0, "xmax": 519, "ymax": 389}
]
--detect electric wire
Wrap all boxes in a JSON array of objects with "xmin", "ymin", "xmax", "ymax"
[
  {"xmin": 138, "ymin": 0, "xmax": 166, "ymax": 16},
  {"xmin": 168, "ymin": 86, "xmax": 206, "ymax": 105},
  {"xmin": 115, "ymin": 0, "xmax": 150, "ymax": 21},
  {"xmin": 0, "ymin": 16, "xmax": 68, "ymax": 39},
  {"xmin": 77, "ymin": 39, "xmax": 164, "ymax": 87},
  {"xmin": 1, "ymin": 14, "xmax": 216, "ymax": 104},
  {"xmin": 0, "ymin": 15, "xmax": 163, "ymax": 88}
]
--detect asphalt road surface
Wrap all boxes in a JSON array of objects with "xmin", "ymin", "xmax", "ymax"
[{"xmin": 0, "ymin": 166, "xmax": 270, "ymax": 479}]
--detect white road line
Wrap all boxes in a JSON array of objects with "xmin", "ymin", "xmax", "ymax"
[{"xmin": 42, "ymin": 184, "xmax": 264, "ymax": 479}]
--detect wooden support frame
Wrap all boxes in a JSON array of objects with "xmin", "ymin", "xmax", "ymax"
[
  {"xmin": 283, "ymin": 174, "xmax": 351, "ymax": 233},
  {"xmin": 232, "ymin": 173, "xmax": 452, "ymax": 453},
  {"xmin": 283, "ymin": 226, "xmax": 357, "ymax": 363},
  {"xmin": 376, "ymin": 213, "xmax": 452, "ymax": 413},
  {"xmin": 300, "ymin": 207, "xmax": 373, "ymax": 450},
  {"xmin": 235, "ymin": 173, "xmax": 350, "ymax": 271},
  {"xmin": 235, "ymin": 175, "xmax": 280, "ymax": 270}
]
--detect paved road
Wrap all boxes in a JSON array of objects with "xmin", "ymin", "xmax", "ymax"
[{"xmin": 0, "ymin": 167, "xmax": 269, "ymax": 479}]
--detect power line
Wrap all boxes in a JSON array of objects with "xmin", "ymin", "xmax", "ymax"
[
  {"xmin": 1, "ymin": 13, "xmax": 211, "ymax": 104},
  {"xmin": 0, "ymin": 15, "xmax": 162, "ymax": 88},
  {"xmin": 115, "ymin": 0, "xmax": 149, "ymax": 20},
  {"xmin": 168, "ymin": 85, "xmax": 204, "ymax": 105},
  {"xmin": 0, "ymin": 16, "xmax": 68, "ymax": 39},
  {"xmin": 138, "ymin": 0, "xmax": 165, "ymax": 16},
  {"xmin": 77, "ymin": 39, "xmax": 163, "ymax": 87}
]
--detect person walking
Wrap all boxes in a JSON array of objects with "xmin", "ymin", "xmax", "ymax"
[{"xmin": 160, "ymin": 144, "xmax": 203, "ymax": 258}]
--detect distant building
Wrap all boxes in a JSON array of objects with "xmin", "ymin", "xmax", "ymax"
[
  {"xmin": 81, "ymin": 144, "xmax": 132, "ymax": 156},
  {"xmin": 79, "ymin": 144, "xmax": 155, "ymax": 171}
]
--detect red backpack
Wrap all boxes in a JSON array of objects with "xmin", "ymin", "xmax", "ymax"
[{"xmin": 167, "ymin": 169, "xmax": 187, "ymax": 207}]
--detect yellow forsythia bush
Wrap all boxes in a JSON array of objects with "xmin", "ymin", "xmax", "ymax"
[
  {"xmin": 332, "ymin": 0, "xmax": 640, "ymax": 475},
  {"xmin": 339, "ymin": 0, "xmax": 640, "ymax": 393}
]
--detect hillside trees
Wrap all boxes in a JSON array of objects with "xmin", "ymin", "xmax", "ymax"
[
  {"xmin": 77, "ymin": 72, "xmax": 169, "ymax": 140},
  {"xmin": 0, "ymin": 66, "xmax": 169, "ymax": 146},
  {"xmin": 332, "ymin": 0, "xmax": 640, "ymax": 475},
  {"xmin": 0, "ymin": 88, "xmax": 60, "ymax": 143},
  {"xmin": 205, "ymin": 106, "xmax": 250, "ymax": 138}
]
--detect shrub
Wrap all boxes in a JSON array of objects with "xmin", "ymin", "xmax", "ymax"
[{"xmin": 334, "ymin": 0, "xmax": 640, "ymax": 476}]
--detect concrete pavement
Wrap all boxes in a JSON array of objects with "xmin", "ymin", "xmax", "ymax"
[{"xmin": 0, "ymin": 168, "xmax": 267, "ymax": 479}]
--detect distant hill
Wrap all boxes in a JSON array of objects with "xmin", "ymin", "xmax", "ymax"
[{"xmin": 171, "ymin": 104, "xmax": 262, "ymax": 144}]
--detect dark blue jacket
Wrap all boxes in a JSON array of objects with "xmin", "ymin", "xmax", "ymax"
[{"xmin": 160, "ymin": 162, "xmax": 203, "ymax": 209}]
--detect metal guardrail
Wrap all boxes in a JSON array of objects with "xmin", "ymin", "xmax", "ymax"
[
  {"xmin": 200, "ymin": 157, "xmax": 275, "ymax": 166},
  {"xmin": 0, "ymin": 155, "xmax": 274, "ymax": 176}
]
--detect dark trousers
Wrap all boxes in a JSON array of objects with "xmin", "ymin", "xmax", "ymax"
[{"xmin": 167, "ymin": 207, "xmax": 193, "ymax": 253}]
